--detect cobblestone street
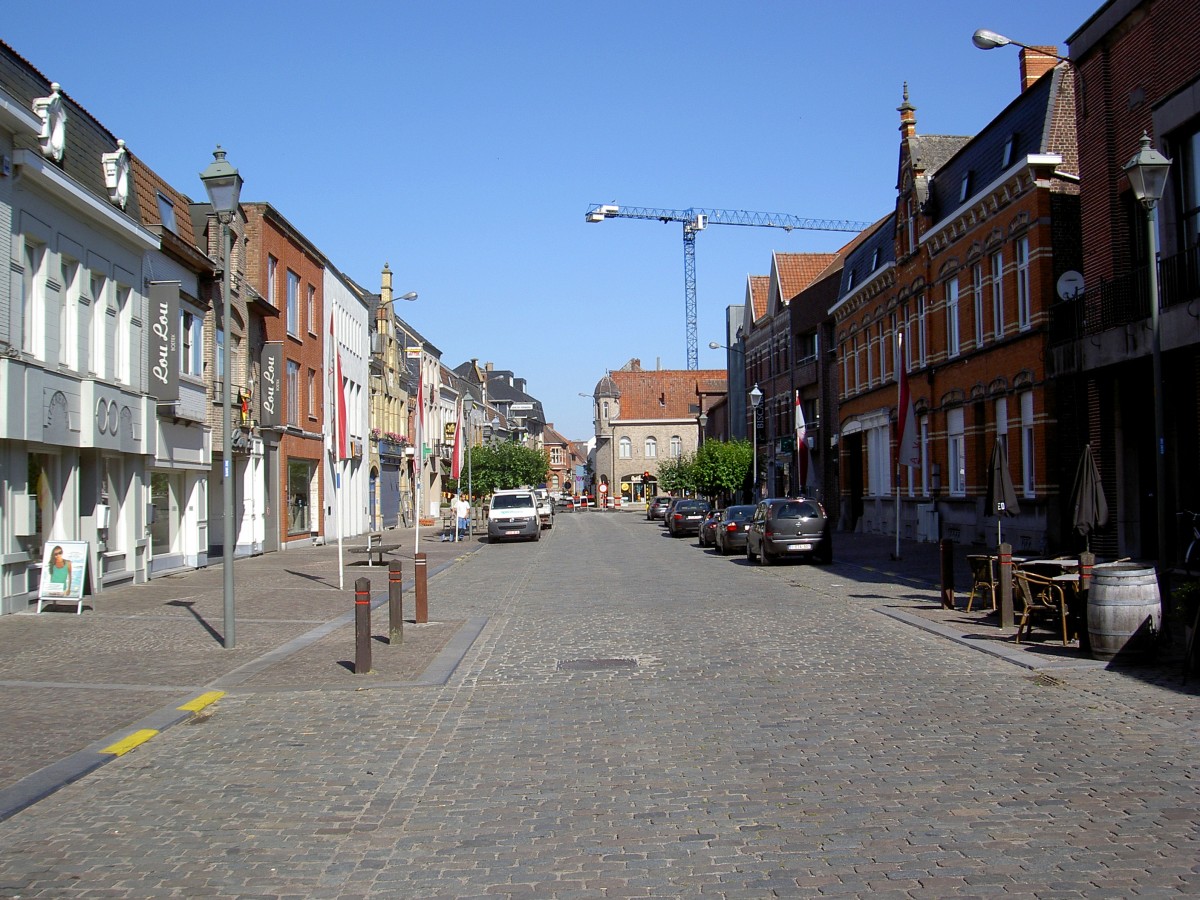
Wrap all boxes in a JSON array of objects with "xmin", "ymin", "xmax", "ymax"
[{"xmin": 0, "ymin": 511, "xmax": 1197, "ymax": 898}]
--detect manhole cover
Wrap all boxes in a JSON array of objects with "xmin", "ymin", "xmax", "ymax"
[{"xmin": 557, "ymin": 658, "xmax": 638, "ymax": 672}]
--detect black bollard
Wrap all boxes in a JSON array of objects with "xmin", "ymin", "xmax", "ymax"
[
  {"xmin": 939, "ymin": 538, "xmax": 955, "ymax": 609},
  {"xmin": 388, "ymin": 560, "xmax": 403, "ymax": 644},
  {"xmin": 998, "ymin": 542, "xmax": 1014, "ymax": 629},
  {"xmin": 354, "ymin": 577, "xmax": 372, "ymax": 674},
  {"xmin": 414, "ymin": 552, "xmax": 428, "ymax": 624}
]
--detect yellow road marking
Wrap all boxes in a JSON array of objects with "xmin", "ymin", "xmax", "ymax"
[
  {"xmin": 102, "ymin": 729, "xmax": 158, "ymax": 757},
  {"xmin": 177, "ymin": 691, "xmax": 225, "ymax": 713}
]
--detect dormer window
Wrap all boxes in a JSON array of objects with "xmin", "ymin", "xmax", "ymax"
[
  {"xmin": 870, "ymin": 248, "xmax": 880, "ymax": 270},
  {"xmin": 1002, "ymin": 133, "xmax": 1018, "ymax": 168},
  {"xmin": 847, "ymin": 268, "xmax": 857, "ymax": 289},
  {"xmin": 959, "ymin": 171, "xmax": 972, "ymax": 203},
  {"xmin": 157, "ymin": 193, "xmax": 178, "ymax": 234}
]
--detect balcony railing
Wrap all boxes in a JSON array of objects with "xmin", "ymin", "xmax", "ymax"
[{"xmin": 1049, "ymin": 241, "xmax": 1199, "ymax": 346}]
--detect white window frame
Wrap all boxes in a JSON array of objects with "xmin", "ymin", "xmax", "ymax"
[
  {"xmin": 618, "ymin": 436, "xmax": 632, "ymax": 459},
  {"xmin": 89, "ymin": 272, "xmax": 107, "ymax": 377},
  {"xmin": 268, "ymin": 255, "xmax": 278, "ymax": 307},
  {"xmin": 22, "ymin": 239, "xmax": 47, "ymax": 358},
  {"xmin": 182, "ymin": 310, "xmax": 203, "ymax": 376},
  {"xmin": 59, "ymin": 256, "xmax": 80, "ymax": 369},
  {"xmin": 307, "ymin": 284, "xmax": 317, "ymax": 336},
  {"xmin": 865, "ymin": 328, "xmax": 874, "ymax": 386},
  {"xmin": 1020, "ymin": 392, "xmax": 1035, "ymax": 498},
  {"xmin": 946, "ymin": 277, "xmax": 960, "ymax": 358},
  {"xmin": 916, "ymin": 294, "xmax": 928, "ymax": 366},
  {"xmin": 286, "ymin": 269, "xmax": 300, "ymax": 336},
  {"xmin": 670, "ymin": 435, "xmax": 682, "ymax": 458},
  {"xmin": 644, "ymin": 436, "xmax": 657, "ymax": 458},
  {"xmin": 919, "ymin": 416, "xmax": 930, "ymax": 497},
  {"xmin": 972, "ymin": 262, "xmax": 985, "ymax": 348},
  {"xmin": 1016, "ymin": 237, "xmax": 1032, "ymax": 331},
  {"xmin": 991, "ymin": 250, "xmax": 1005, "ymax": 339},
  {"xmin": 287, "ymin": 359, "xmax": 300, "ymax": 424},
  {"xmin": 947, "ymin": 408, "xmax": 966, "ymax": 497},
  {"xmin": 114, "ymin": 284, "xmax": 132, "ymax": 385},
  {"xmin": 866, "ymin": 424, "xmax": 892, "ymax": 498}
]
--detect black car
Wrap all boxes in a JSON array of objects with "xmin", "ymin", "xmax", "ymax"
[
  {"xmin": 698, "ymin": 510, "xmax": 722, "ymax": 547},
  {"xmin": 666, "ymin": 500, "xmax": 711, "ymax": 537},
  {"xmin": 713, "ymin": 504, "xmax": 756, "ymax": 555},
  {"xmin": 746, "ymin": 497, "xmax": 831, "ymax": 564}
]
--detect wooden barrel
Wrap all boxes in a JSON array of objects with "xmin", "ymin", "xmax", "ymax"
[{"xmin": 1086, "ymin": 565, "xmax": 1161, "ymax": 661}]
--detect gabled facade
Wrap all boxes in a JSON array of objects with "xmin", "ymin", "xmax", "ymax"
[
  {"xmin": 1, "ymin": 48, "xmax": 161, "ymax": 611},
  {"xmin": 832, "ymin": 65, "xmax": 1079, "ymax": 552},
  {"xmin": 367, "ymin": 264, "xmax": 414, "ymax": 530}
]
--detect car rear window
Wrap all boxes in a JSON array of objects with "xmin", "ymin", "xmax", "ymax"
[
  {"xmin": 726, "ymin": 507, "xmax": 754, "ymax": 521},
  {"xmin": 676, "ymin": 501, "xmax": 709, "ymax": 512},
  {"xmin": 775, "ymin": 501, "xmax": 820, "ymax": 519}
]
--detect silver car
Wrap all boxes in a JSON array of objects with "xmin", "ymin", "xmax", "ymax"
[{"xmin": 745, "ymin": 497, "xmax": 831, "ymax": 564}]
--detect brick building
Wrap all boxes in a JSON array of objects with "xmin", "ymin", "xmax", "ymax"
[
  {"xmin": 832, "ymin": 62, "xmax": 1079, "ymax": 552},
  {"xmin": 241, "ymin": 203, "xmax": 327, "ymax": 550}
]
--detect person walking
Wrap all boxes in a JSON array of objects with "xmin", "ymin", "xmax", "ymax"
[{"xmin": 454, "ymin": 493, "xmax": 471, "ymax": 542}]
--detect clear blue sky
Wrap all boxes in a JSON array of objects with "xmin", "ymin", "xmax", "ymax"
[{"xmin": 6, "ymin": 0, "xmax": 1097, "ymax": 439}]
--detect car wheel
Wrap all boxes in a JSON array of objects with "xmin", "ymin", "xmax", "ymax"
[
  {"xmin": 759, "ymin": 545, "xmax": 773, "ymax": 566},
  {"xmin": 719, "ymin": 538, "xmax": 729, "ymax": 556},
  {"xmin": 746, "ymin": 541, "xmax": 756, "ymax": 563}
]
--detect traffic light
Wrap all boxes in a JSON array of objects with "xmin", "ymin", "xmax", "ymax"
[{"xmin": 643, "ymin": 470, "xmax": 651, "ymax": 481}]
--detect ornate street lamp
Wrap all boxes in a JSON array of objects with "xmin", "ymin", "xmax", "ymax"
[
  {"xmin": 1124, "ymin": 133, "xmax": 1172, "ymax": 590},
  {"xmin": 199, "ymin": 146, "xmax": 242, "ymax": 650},
  {"xmin": 749, "ymin": 383, "xmax": 763, "ymax": 500}
]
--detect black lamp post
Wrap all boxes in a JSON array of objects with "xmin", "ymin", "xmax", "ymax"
[
  {"xmin": 1124, "ymin": 132, "xmax": 1172, "ymax": 587},
  {"xmin": 199, "ymin": 146, "xmax": 242, "ymax": 649},
  {"xmin": 749, "ymin": 383, "xmax": 763, "ymax": 500}
]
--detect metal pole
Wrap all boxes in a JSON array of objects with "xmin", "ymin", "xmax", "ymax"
[
  {"xmin": 1147, "ymin": 205, "xmax": 1168, "ymax": 604},
  {"xmin": 221, "ymin": 216, "xmax": 235, "ymax": 649}
]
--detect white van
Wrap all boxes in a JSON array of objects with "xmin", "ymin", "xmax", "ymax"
[
  {"xmin": 487, "ymin": 489, "xmax": 541, "ymax": 543},
  {"xmin": 533, "ymin": 488, "xmax": 554, "ymax": 529}
]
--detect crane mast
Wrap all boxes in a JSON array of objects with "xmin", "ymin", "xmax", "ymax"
[{"xmin": 585, "ymin": 203, "xmax": 873, "ymax": 369}]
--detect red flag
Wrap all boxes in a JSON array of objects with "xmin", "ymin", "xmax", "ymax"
[
  {"xmin": 450, "ymin": 399, "xmax": 463, "ymax": 480},
  {"xmin": 896, "ymin": 337, "xmax": 920, "ymax": 469},
  {"xmin": 795, "ymin": 390, "xmax": 809, "ymax": 491},
  {"xmin": 328, "ymin": 313, "xmax": 348, "ymax": 461}
]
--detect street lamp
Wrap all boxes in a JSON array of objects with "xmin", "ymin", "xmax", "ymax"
[
  {"xmin": 199, "ymin": 146, "xmax": 243, "ymax": 650},
  {"xmin": 383, "ymin": 291, "xmax": 418, "ymax": 306},
  {"xmin": 1124, "ymin": 132, "xmax": 1172, "ymax": 591},
  {"xmin": 749, "ymin": 383, "xmax": 763, "ymax": 501},
  {"xmin": 698, "ymin": 411, "xmax": 708, "ymax": 449},
  {"xmin": 971, "ymin": 28, "xmax": 1070, "ymax": 61}
]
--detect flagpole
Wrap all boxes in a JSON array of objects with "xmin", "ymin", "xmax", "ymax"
[
  {"xmin": 336, "ymin": 458, "xmax": 344, "ymax": 591},
  {"xmin": 414, "ymin": 371, "xmax": 422, "ymax": 556},
  {"xmin": 894, "ymin": 333, "xmax": 903, "ymax": 561}
]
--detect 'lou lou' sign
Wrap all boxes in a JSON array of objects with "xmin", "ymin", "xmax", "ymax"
[{"xmin": 146, "ymin": 282, "xmax": 180, "ymax": 403}]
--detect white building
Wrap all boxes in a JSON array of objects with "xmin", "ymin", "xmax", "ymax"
[{"xmin": 324, "ymin": 266, "xmax": 370, "ymax": 540}]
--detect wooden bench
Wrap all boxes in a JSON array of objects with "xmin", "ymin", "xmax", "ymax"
[{"xmin": 348, "ymin": 532, "xmax": 400, "ymax": 566}]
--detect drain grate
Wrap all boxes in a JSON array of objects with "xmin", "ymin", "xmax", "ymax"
[
  {"xmin": 557, "ymin": 658, "xmax": 638, "ymax": 672},
  {"xmin": 1027, "ymin": 673, "xmax": 1066, "ymax": 687}
]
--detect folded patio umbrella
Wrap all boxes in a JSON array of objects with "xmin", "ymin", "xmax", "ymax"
[
  {"xmin": 1069, "ymin": 443, "xmax": 1108, "ymax": 550},
  {"xmin": 984, "ymin": 439, "xmax": 1020, "ymax": 545}
]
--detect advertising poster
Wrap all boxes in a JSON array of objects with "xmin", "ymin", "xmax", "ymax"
[{"xmin": 38, "ymin": 541, "xmax": 89, "ymax": 605}]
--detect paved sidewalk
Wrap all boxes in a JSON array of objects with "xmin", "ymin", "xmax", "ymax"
[{"xmin": 0, "ymin": 524, "xmax": 482, "ymax": 820}]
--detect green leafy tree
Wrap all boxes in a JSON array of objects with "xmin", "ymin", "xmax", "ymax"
[
  {"xmin": 692, "ymin": 440, "xmax": 753, "ymax": 503},
  {"xmin": 466, "ymin": 442, "xmax": 550, "ymax": 496},
  {"xmin": 655, "ymin": 453, "xmax": 696, "ymax": 496}
]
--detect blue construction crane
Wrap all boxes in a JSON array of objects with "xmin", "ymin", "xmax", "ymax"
[{"xmin": 585, "ymin": 203, "xmax": 873, "ymax": 369}]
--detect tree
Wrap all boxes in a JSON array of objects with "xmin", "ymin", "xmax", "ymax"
[
  {"xmin": 655, "ymin": 453, "xmax": 696, "ymax": 496},
  {"xmin": 466, "ymin": 442, "xmax": 550, "ymax": 496},
  {"xmin": 692, "ymin": 440, "xmax": 753, "ymax": 503}
]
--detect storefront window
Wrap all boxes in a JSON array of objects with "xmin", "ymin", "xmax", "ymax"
[
  {"xmin": 287, "ymin": 459, "xmax": 316, "ymax": 535},
  {"xmin": 150, "ymin": 472, "xmax": 179, "ymax": 553}
]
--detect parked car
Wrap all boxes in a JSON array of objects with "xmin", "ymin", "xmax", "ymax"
[
  {"xmin": 714, "ymin": 504, "xmax": 756, "ymax": 555},
  {"xmin": 659, "ymin": 497, "xmax": 684, "ymax": 526},
  {"xmin": 666, "ymin": 500, "xmax": 711, "ymax": 537},
  {"xmin": 745, "ymin": 497, "xmax": 831, "ymax": 564},
  {"xmin": 647, "ymin": 496, "xmax": 673, "ymax": 520},
  {"xmin": 533, "ymin": 488, "xmax": 554, "ymax": 529},
  {"xmin": 698, "ymin": 509, "xmax": 722, "ymax": 547},
  {"xmin": 486, "ymin": 489, "xmax": 541, "ymax": 543}
]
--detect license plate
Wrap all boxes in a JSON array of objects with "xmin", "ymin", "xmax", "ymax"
[
  {"xmin": 505, "ymin": 530, "xmax": 521, "ymax": 536},
  {"xmin": 788, "ymin": 543, "xmax": 812, "ymax": 552}
]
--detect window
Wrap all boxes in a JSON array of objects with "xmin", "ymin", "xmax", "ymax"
[
  {"xmin": 1182, "ymin": 126, "xmax": 1200, "ymax": 247},
  {"xmin": 618, "ymin": 436, "xmax": 631, "ymax": 458},
  {"xmin": 916, "ymin": 295, "xmax": 927, "ymax": 366},
  {"xmin": 1015, "ymin": 237, "xmax": 1031, "ymax": 330},
  {"xmin": 866, "ymin": 424, "xmax": 891, "ymax": 497},
  {"xmin": 307, "ymin": 367, "xmax": 317, "ymax": 418},
  {"xmin": 59, "ymin": 257, "xmax": 79, "ymax": 369},
  {"xmin": 156, "ymin": 193, "xmax": 177, "ymax": 234},
  {"xmin": 1002, "ymin": 133, "xmax": 1018, "ymax": 168},
  {"xmin": 21, "ymin": 240, "xmax": 46, "ymax": 358},
  {"xmin": 991, "ymin": 251, "xmax": 1005, "ymax": 339},
  {"xmin": 114, "ymin": 285, "xmax": 132, "ymax": 385},
  {"xmin": 287, "ymin": 458, "xmax": 316, "ymax": 536},
  {"xmin": 840, "ymin": 344, "xmax": 849, "ymax": 399},
  {"xmin": 996, "ymin": 397, "xmax": 1009, "ymax": 456},
  {"xmin": 89, "ymin": 272, "xmax": 107, "ymax": 377},
  {"xmin": 645, "ymin": 436, "xmax": 657, "ymax": 458},
  {"xmin": 888, "ymin": 313, "xmax": 898, "ymax": 378},
  {"xmin": 307, "ymin": 285, "xmax": 316, "ymax": 335},
  {"xmin": 919, "ymin": 416, "xmax": 930, "ymax": 497},
  {"xmin": 181, "ymin": 311, "xmax": 203, "ymax": 376},
  {"xmin": 286, "ymin": 269, "xmax": 300, "ymax": 336},
  {"xmin": 947, "ymin": 408, "xmax": 966, "ymax": 496},
  {"xmin": 865, "ymin": 327, "xmax": 874, "ymax": 385},
  {"xmin": 267, "ymin": 255, "xmax": 278, "ymax": 306},
  {"xmin": 215, "ymin": 327, "xmax": 225, "ymax": 378},
  {"xmin": 287, "ymin": 360, "xmax": 300, "ymax": 424},
  {"xmin": 1020, "ymin": 392, "xmax": 1035, "ymax": 497},
  {"xmin": 972, "ymin": 262, "xmax": 985, "ymax": 348},
  {"xmin": 959, "ymin": 171, "xmax": 972, "ymax": 203},
  {"xmin": 877, "ymin": 321, "xmax": 887, "ymax": 382},
  {"xmin": 670, "ymin": 435, "xmax": 683, "ymax": 457},
  {"xmin": 946, "ymin": 278, "xmax": 960, "ymax": 358},
  {"xmin": 870, "ymin": 247, "xmax": 880, "ymax": 270},
  {"xmin": 550, "ymin": 447, "xmax": 563, "ymax": 465},
  {"xmin": 852, "ymin": 335, "xmax": 861, "ymax": 391}
]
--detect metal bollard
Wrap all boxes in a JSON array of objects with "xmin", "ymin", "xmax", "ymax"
[
  {"xmin": 998, "ymin": 542, "xmax": 1014, "ymax": 629},
  {"xmin": 354, "ymin": 576, "xmax": 372, "ymax": 674},
  {"xmin": 414, "ymin": 552, "xmax": 428, "ymax": 624},
  {"xmin": 388, "ymin": 560, "xmax": 403, "ymax": 644},
  {"xmin": 939, "ymin": 538, "xmax": 955, "ymax": 609}
]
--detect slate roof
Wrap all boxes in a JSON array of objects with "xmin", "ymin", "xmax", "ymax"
[
  {"xmin": 837, "ymin": 214, "xmax": 896, "ymax": 301},
  {"xmin": 611, "ymin": 367, "xmax": 727, "ymax": 421}
]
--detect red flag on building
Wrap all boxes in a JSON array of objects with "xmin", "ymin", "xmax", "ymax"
[
  {"xmin": 795, "ymin": 390, "xmax": 809, "ymax": 490},
  {"xmin": 328, "ymin": 313, "xmax": 348, "ymax": 461}
]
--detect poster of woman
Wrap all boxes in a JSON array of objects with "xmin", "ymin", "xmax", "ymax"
[{"xmin": 38, "ymin": 541, "xmax": 89, "ymax": 612}]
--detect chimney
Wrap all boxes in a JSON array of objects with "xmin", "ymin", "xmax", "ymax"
[
  {"xmin": 485, "ymin": 361, "xmax": 494, "ymax": 372},
  {"xmin": 1020, "ymin": 47, "xmax": 1059, "ymax": 91},
  {"xmin": 897, "ymin": 83, "xmax": 916, "ymax": 139},
  {"xmin": 514, "ymin": 378, "xmax": 526, "ymax": 393}
]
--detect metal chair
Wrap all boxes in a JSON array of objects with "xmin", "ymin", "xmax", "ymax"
[
  {"xmin": 966, "ymin": 555, "xmax": 997, "ymax": 612},
  {"xmin": 1014, "ymin": 568, "xmax": 1071, "ymax": 646}
]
